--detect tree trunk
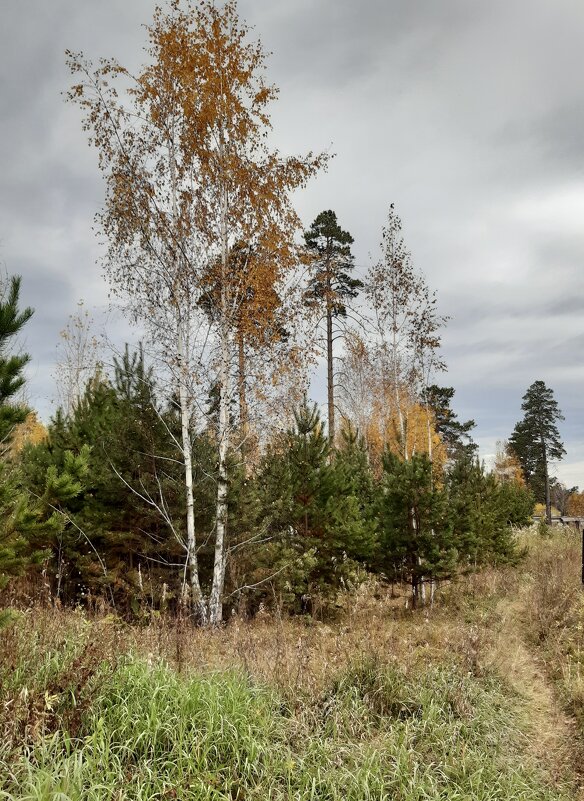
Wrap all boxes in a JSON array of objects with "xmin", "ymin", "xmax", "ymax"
[
  {"xmin": 391, "ymin": 308, "xmax": 406, "ymax": 459},
  {"xmin": 426, "ymin": 404, "xmax": 433, "ymax": 472},
  {"xmin": 209, "ymin": 181, "xmax": 230, "ymax": 626},
  {"xmin": 326, "ymin": 300, "xmax": 335, "ymax": 447},
  {"xmin": 543, "ymin": 441, "xmax": 551, "ymax": 525},
  {"xmin": 177, "ymin": 322, "xmax": 206, "ymax": 624},
  {"xmin": 237, "ymin": 328, "xmax": 249, "ymax": 465},
  {"xmin": 418, "ymin": 558, "xmax": 426, "ymax": 605},
  {"xmin": 170, "ymin": 141, "xmax": 206, "ymax": 623},
  {"xmin": 209, "ymin": 328, "xmax": 229, "ymax": 625},
  {"xmin": 409, "ymin": 509, "xmax": 420, "ymax": 608},
  {"xmin": 425, "ymin": 400, "xmax": 434, "ymax": 603},
  {"xmin": 411, "ymin": 576, "xmax": 418, "ymax": 609}
]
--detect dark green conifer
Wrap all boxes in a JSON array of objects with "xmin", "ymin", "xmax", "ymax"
[
  {"xmin": 254, "ymin": 401, "xmax": 375, "ymax": 610},
  {"xmin": 0, "ymin": 277, "xmax": 90, "ymax": 596},
  {"xmin": 304, "ymin": 211, "xmax": 362, "ymax": 445},
  {"xmin": 376, "ymin": 452, "xmax": 453, "ymax": 607},
  {"xmin": 0, "ymin": 276, "xmax": 33, "ymax": 449},
  {"xmin": 0, "ymin": 276, "xmax": 36, "ymax": 589},
  {"xmin": 425, "ymin": 385, "xmax": 476, "ymax": 461},
  {"xmin": 447, "ymin": 456, "xmax": 522, "ymax": 570},
  {"xmin": 509, "ymin": 381, "xmax": 565, "ymax": 523},
  {"xmin": 22, "ymin": 349, "xmax": 181, "ymax": 607}
]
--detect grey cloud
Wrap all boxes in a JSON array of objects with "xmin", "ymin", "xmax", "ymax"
[
  {"xmin": 543, "ymin": 295, "xmax": 584, "ymax": 316},
  {"xmin": 249, "ymin": 0, "xmax": 481, "ymax": 87},
  {"xmin": 497, "ymin": 103, "xmax": 584, "ymax": 178}
]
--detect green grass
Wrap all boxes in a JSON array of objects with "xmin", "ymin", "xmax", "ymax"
[{"xmin": 0, "ymin": 649, "xmax": 571, "ymax": 800}]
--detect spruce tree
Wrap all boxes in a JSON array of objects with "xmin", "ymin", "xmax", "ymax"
[
  {"xmin": 509, "ymin": 380, "xmax": 565, "ymax": 523},
  {"xmin": 304, "ymin": 211, "xmax": 362, "ymax": 445}
]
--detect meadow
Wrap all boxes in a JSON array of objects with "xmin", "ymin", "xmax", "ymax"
[{"xmin": 1, "ymin": 527, "xmax": 583, "ymax": 801}]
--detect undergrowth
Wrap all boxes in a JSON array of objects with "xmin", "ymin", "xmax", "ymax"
[{"xmin": 1, "ymin": 528, "xmax": 583, "ymax": 800}]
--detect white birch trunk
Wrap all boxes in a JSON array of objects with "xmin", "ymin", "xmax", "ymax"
[
  {"xmin": 209, "ymin": 180, "xmax": 230, "ymax": 626},
  {"xmin": 177, "ymin": 322, "xmax": 206, "ymax": 623},
  {"xmin": 170, "ymin": 139, "xmax": 206, "ymax": 623},
  {"xmin": 419, "ymin": 559, "xmax": 426, "ymax": 605},
  {"xmin": 391, "ymin": 315, "xmax": 406, "ymax": 460}
]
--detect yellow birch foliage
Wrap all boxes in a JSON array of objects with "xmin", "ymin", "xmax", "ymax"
[
  {"xmin": 8, "ymin": 412, "xmax": 48, "ymax": 457},
  {"xmin": 365, "ymin": 391, "xmax": 447, "ymax": 475},
  {"xmin": 339, "ymin": 331, "xmax": 447, "ymax": 474},
  {"xmin": 493, "ymin": 441, "xmax": 525, "ymax": 485}
]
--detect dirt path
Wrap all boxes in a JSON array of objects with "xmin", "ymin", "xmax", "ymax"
[{"xmin": 485, "ymin": 589, "xmax": 584, "ymax": 798}]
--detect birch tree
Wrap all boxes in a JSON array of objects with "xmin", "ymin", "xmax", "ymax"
[
  {"xmin": 365, "ymin": 205, "xmax": 447, "ymax": 606},
  {"xmin": 54, "ymin": 301, "xmax": 102, "ymax": 418},
  {"xmin": 366, "ymin": 204, "xmax": 440, "ymax": 460},
  {"xmin": 199, "ymin": 240, "xmax": 305, "ymax": 461},
  {"xmin": 67, "ymin": 0, "xmax": 325, "ymax": 624}
]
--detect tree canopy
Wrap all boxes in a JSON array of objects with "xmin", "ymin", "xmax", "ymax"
[{"xmin": 509, "ymin": 380, "xmax": 565, "ymax": 523}]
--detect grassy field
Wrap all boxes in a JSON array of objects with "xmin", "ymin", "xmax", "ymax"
[
  {"xmin": 1, "ymin": 527, "xmax": 583, "ymax": 800},
  {"xmin": 521, "ymin": 530, "xmax": 584, "ymax": 734}
]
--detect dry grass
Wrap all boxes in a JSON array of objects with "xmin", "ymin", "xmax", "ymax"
[
  {"xmin": 0, "ymin": 584, "xmax": 493, "ymax": 712},
  {"xmin": 2, "ymin": 530, "xmax": 584, "ymax": 799},
  {"xmin": 521, "ymin": 527, "xmax": 584, "ymax": 732},
  {"xmin": 132, "ymin": 606, "xmax": 488, "ymax": 696}
]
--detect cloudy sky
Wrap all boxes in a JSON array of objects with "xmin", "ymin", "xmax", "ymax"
[{"xmin": 1, "ymin": 0, "xmax": 583, "ymax": 484}]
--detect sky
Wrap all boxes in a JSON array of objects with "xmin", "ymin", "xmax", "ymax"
[{"xmin": 1, "ymin": 0, "xmax": 583, "ymax": 485}]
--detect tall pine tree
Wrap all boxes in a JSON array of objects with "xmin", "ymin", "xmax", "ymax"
[
  {"xmin": 304, "ymin": 211, "xmax": 362, "ymax": 446},
  {"xmin": 509, "ymin": 380, "xmax": 565, "ymax": 524}
]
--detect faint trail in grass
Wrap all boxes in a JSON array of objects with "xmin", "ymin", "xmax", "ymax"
[{"xmin": 486, "ymin": 583, "xmax": 584, "ymax": 800}]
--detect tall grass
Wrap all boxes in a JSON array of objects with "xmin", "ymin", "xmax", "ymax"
[
  {"xmin": 1, "ymin": 532, "xmax": 583, "ymax": 800},
  {"xmin": 522, "ymin": 527, "xmax": 584, "ymax": 730},
  {"xmin": 0, "ymin": 637, "xmax": 572, "ymax": 799}
]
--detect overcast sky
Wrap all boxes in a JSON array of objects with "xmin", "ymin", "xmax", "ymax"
[{"xmin": 1, "ymin": 0, "xmax": 583, "ymax": 485}]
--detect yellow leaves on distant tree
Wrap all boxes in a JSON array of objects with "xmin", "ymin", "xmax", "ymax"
[
  {"xmin": 567, "ymin": 492, "xmax": 584, "ymax": 517},
  {"xmin": 493, "ymin": 441, "xmax": 525, "ymax": 486},
  {"xmin": 365, "ymin": 393, "xmax": 447, "ymax": 476},
  {"xmin": 534, "ymin": 501, "xmax": 561, "ymax": 518},
  {"xmin": 339, "ymin": 329, "xmax": 447, "ymax": 475},
  {"xmin": 8, "ymin": 412, "xmax": 48, "ymax": 457}
]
